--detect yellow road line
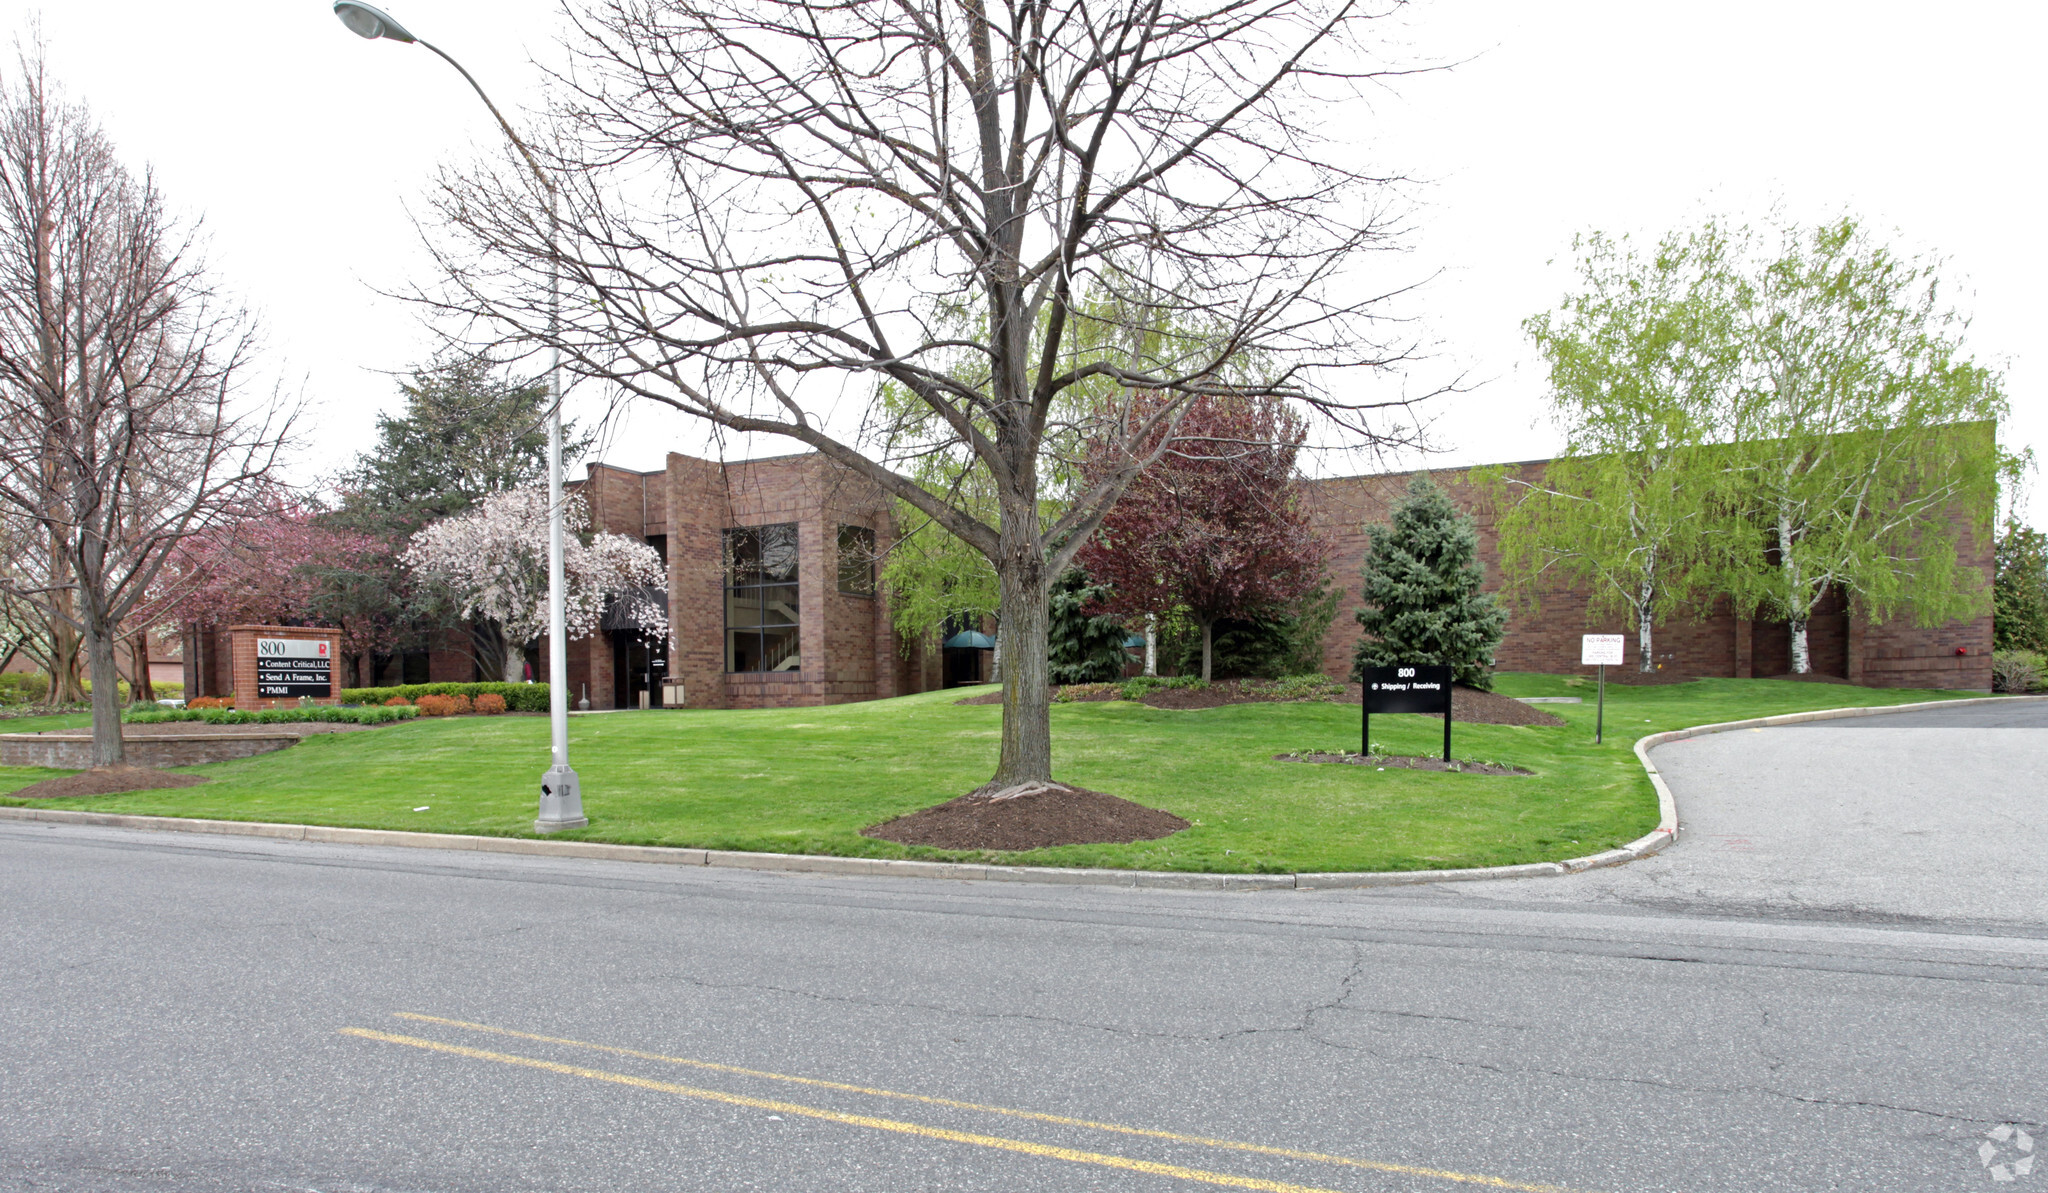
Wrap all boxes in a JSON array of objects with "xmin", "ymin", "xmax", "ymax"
[
  {"xmin": 391, "ymin": 1012, "xmax": 1578, "ymax": 1192},
  {"xmin": 343, "ymin": 1028, "xmax": 1347, "ymax": 1193}
]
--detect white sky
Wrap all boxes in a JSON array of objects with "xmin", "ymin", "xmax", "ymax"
[{"xmin": 5, "ymin": 0, "xmax": 2041, "ymax": 519}]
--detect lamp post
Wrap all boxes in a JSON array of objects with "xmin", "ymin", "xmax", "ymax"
[{"xmin": 333, "ymin": 2, "xmax": 584, "ymax": 832}]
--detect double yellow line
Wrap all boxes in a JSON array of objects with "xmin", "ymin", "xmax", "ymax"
[{"xmin": 343, "ymin": 1013, "xmax": 1582, "ymax": 1193}]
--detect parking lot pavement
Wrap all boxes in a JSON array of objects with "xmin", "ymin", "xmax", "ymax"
[{"xmin": 1433, "ymin": 698, "xmax": 2048, "ymax": 929}]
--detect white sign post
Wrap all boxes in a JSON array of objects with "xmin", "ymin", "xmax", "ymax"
[{"xmin": 1581, "ymin": 634, "xmax": 1625, "ymax": 744}]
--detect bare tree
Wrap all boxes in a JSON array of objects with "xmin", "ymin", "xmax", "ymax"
[
  {"xmin": 0, "ymin": 52, "xmax": 292, "ymax": 768},
  {"xmin": 431, "ymin": 0, "xmax": 1423, "ymax": 793}
]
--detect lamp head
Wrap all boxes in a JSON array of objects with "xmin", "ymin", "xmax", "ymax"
[{"xmin": 333, "ymin": 2, "xmax": 417, "ymax": 43}]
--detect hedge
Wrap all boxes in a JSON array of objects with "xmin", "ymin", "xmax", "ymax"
[
  {"xmin": 123, "ymin": 706, "xmax": 420, "ymax": 726},
  {"xmin": 337, "ymin": 682, "xmax": 551, "ymax": 712}
]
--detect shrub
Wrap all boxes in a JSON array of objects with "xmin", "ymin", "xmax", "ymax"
[
  {"xmin": 1118, "ymin": 675, "xmax": 1206, "ymax": 700},
  {"xmin": 1249, "ymin": 673, "xmax": 1345, "ymax": 701},
  {"xmin": 187, "ymin": 696, "xmax": 235, "ymax": 710},
  {"xmin": 447, "ymin": 693, "xmax": 473, "ymax": 714},
  {"xmin": 383, "ymin": 695, "xmax": 412, "ymax": 707},
  {"xmin": 338, "ymin": 681, "xmax": 550, "ymax": 712},
  {"xmin": 1992, "ymin": 650, "xmax": 2046, "ymax": 694},
  {"xmin": 123, "ymin": 705, "xmax": 417, "ymax": 726},
  {"xmin": 414, "ymin": 694, "xmax": 460, "ymax": 717},
  {"xmin": 0, "ymin": 673, "xmax": 50, "ymax": 705},
  {"xmin": 473, "ymin": 693, "xmax": 507, "ymax": 715},
  {"xmin": 1051, "ymin": 682, "xmax": 1118, "ymax": 703}
]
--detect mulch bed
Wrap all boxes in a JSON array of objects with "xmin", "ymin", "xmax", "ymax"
[
  {"xmin": 1276, "ymin": 752, "xmax": 1532, "ymax": 776},
  {"xmin": 862, "ymin": 781, "xmax": 1189, "ymax": 851},
  {"xmin": 8, "ymin": 765, "xmax": 208, "ymax": 799},
  {"xmin": 956, "ymin": 679, "xmax": 1565, "ymax": 725}
]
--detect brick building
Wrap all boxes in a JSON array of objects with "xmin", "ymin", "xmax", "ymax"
[
  {"xmin": 557, "ymin": 444, "xmax": 1990, "ymax": 707},
  {"xmin": 180, "ymin": 440, "xmax": 1995, "ymax": 706},
  {"xmin": 546, "ymin": 451, "xmax": 964, "ymax": 710},
  {"xmin": 1308, "ymin": 459, "xmax": 1994, "ymax": 691}
]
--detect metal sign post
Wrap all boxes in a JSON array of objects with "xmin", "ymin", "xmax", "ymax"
[
  {"xmin": 1581, "ymin": 634, "xmax": 1625, "ymax": 745},
  {"xmin": 1362, "ymin": 665, "xmax": 1454, "ymax": 761}
]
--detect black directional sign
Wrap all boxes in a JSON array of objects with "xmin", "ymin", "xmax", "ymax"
[{"xmin": 1362, "ymin": 664, "xmax": 1453, "ymax": 761}]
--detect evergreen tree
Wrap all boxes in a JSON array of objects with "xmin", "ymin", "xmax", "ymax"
[
  {"xmin": 335, "ymin": 357, "xmax": 593, "ymax": 539},
  {"xmin": 1351, "ymin": 476, "xmax": 1508, "ymax": 690},
  {"xmin": 1994, "ymin": 521, "xmax": 2048, "ymax": 653},
  {"xmin": 1047, "ymin": 569, "xmax": 1131, "ymax": 685}
]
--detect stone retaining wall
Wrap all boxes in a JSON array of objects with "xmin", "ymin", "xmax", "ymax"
[{"xmin": 0, "ymin": 734, "xmax": 301, "ymax": 769}]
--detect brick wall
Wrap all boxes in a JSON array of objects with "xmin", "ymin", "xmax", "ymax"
[{"xmin": 1304, "ymin": 458, "xmax": 1994, "ymax": 690}]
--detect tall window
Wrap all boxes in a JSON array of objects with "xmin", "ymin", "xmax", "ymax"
[
  {"xmin": 837, "ymin": 525, "xmax": 876, "ymax": 595},
  {"xmin": 724, "ymin": 523, "xmax": 799, "ymax": 672}
]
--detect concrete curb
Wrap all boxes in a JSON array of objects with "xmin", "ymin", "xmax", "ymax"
[{"xmin": 5, "ymin": 694, "xmax": 2038, "ymax": 891}]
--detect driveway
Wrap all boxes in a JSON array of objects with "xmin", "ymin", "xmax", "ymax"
[{"xmin": 1452, "ymin": 698, "xmax": 2048, "ymax": 929}]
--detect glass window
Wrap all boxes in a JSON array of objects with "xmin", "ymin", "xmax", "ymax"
[
  {"xmin": 724, "ymin": 523, "xmax": 801, "ymax": 672},
  {"xmin": 838, "ymin": 525, "xmax": 876, "ymax": 595}
]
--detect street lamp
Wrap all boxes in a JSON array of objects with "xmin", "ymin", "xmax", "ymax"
[{"xmin": 333, "ymin": 1, "xmax": 585, "ymax": 833}]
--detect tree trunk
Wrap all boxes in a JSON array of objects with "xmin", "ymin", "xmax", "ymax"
[
  {"xmin": 990, "ymin": 625, "xmax": 1003, "ymax": 685},
  {"xmin": 991, "ymin": 532, "xmax": 1051, "ymax": 789},
  {"xmin": 84, "ymin": 618, "xmax": 125, "ymax": 768},
  {"xmin": 1779, "ymin": 514, "xmax": 1811, "ymax": 675},
  {"xmin": 1636, "ymin": 603, "xmax": 1656, "ymax": 674},
  {"xmin": 47, "ymin": 621, "xmax": 84, "ymax": 705},
  {"xmin": 130, "ymin": 631, "xmax": 155, "ymax": 703},
  {"xmin": 1144, "ymin": 615, "xmax": 1157, "ymax": 677},
  {"xmin": 1201, "ymin": 620, "xmax": 1214, "ymax": 683}
]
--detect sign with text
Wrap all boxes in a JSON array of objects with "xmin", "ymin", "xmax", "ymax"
[
  {"xmin": 255, "ymin": 637, "xmax": 332, "ymax": 698},
  {"xmin": 1362, "ymin": 664, "xmax": 1454, "ymax": 761},
  {"xmin": 1581, "ymin": 634, "xmax": 1625, "ymax": 667},
  {"xmin": 1362, "ymin": 665, "xmax": 1453, "ymax": 714}
]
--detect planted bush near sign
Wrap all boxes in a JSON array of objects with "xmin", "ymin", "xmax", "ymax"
[
  {"xmin": 338, "ymin": 682, "xmax": 550, "ymax": 711},
  {"xmin": 122, "ymin": 706, "xmax": 418, "ymax": 726}
]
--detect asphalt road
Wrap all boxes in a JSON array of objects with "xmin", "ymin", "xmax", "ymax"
[
  {"xmin": 5, "ymin": 802, "xmax": 2046, "ymax": 1193},
  {"xmin": 1466, "ymin": 698, "xmax": 2048, "ymax": 929}
]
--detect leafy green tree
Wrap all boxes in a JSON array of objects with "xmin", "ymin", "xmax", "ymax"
[
  {"xmin": 1351, "ymin": 476, "xmax": 1508, "ymax": 690},
  {"xmin": 1995, "ymin": 521, "xmax": 2048, "ymax": 653},
  {"xmin": 1046, "ymin": 569, "xmax": 1131, "ymax": 684},
  {"xmin": 1491, "ymin": 227, "xmax": 1736, "ymax": 672},
  {"xmin": 1717, "ymin": 217, "xmax": 2006, "ymax": 672}
]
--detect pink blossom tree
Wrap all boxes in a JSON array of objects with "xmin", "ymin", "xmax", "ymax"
[
  {"xmin": 153, "ymin": 506, "xmax": 403, "ymax": 690},
  {"xmin": 403, "ymin": 489, "xmax": 667, "ymax": 680}
]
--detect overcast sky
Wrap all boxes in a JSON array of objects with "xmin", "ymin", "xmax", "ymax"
[{"xmin": 6, "ymin": 1, "xmax": 2041, "ymax": 520}]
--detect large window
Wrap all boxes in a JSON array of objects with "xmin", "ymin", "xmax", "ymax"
[
  {"xmin": 837, "ymin": 525, "xmax": 876, "ymax": 595},
  {"xmin": 724, "ymin": 523, "xmax": 800, "ymax": 672}
]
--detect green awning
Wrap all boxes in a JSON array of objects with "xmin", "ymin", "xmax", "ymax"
[{"xmin": 943, "ymin": 630, "xmax": 995, "ymax": 650}]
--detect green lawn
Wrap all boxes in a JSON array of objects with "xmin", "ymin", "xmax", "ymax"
[{"xmin": 0, "ymin": 676, "xmax": 1972, "ymax": 873}]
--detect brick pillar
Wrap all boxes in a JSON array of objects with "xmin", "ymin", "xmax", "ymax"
[
  {"xmin": 666, "ymin": 452, "xmax": 730, "ymax": 708},
  {"xmin": 1734, "ymin": 618, "xmax": 1753, "ymax": 679},
  {"xmin": 227, "ymin": 624, "xmax": 341, "ymax": 710}
]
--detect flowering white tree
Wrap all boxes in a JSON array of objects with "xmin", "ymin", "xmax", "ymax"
[{"xmin": 404, "ymin": 489, "xmax": 667, "ymax": 681}]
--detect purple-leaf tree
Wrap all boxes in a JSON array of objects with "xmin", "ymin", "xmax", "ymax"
[
  {"xmin": 1077, "ymin": 396, "xmax": 1327, "ymax": 681},
  {"xmin": 404, "ymin": 489, "xmax": 667, "ymax": 681}
]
